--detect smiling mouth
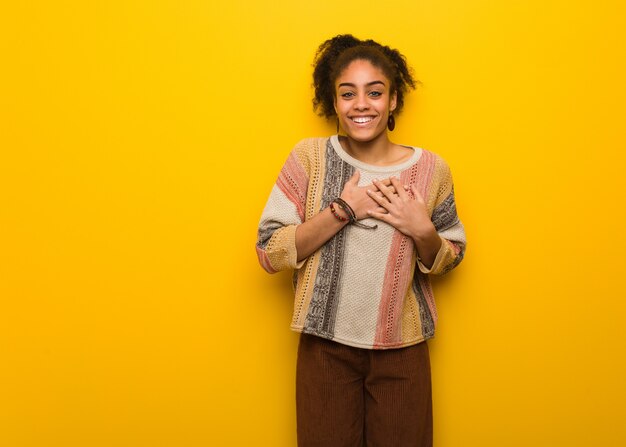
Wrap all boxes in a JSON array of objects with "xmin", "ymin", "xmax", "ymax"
[{"xmin": 350, "ymin": 116, "xmax": 375, "ymax": 124}]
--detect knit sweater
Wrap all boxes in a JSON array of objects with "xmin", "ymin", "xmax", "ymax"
[{"xmin": 256, "ymin": 136, "xmax": 466, "ymax": 349}]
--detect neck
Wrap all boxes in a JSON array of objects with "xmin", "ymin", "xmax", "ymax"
[{"xmin": 340, "ymin": 132, "xmax": 396, "ymax": 166}]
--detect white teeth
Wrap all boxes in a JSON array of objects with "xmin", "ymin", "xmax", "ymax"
[{"xmin": 352, "ymin": 116, "xmax": 373, "ymax": 123}]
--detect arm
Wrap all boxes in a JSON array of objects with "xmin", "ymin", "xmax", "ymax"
[
  {"xmin": 256, "ymin": 147, "xmax": 310, "ymax": 273},
  {"xmin": 294, "ymin": 170, "xmax": 392, "ymax": 261},
  {"xmin": 420, "ymin": 182, "xmax": 466, "ymax": 275},
  {"xmin": 366, "ymin": 165, "xmax": 466, "ymax": 275},
  {"xmin": 257, "ymin": 150, "xmax": 393, "ymax": 271},
  {"xmin": 366, "ymin": 178, "xmax": 441, "ymax": 269},
  {"xmin": 294, "ymin": 206, "xmax": 348, "ymax": 261}
]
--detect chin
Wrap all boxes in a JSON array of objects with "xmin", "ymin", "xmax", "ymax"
[{"xmin": 345, "ymin": 128, "xmax": 386, "ymax": 143}]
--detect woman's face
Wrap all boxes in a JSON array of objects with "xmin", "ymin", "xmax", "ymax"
[{"xmin": 334, "ymin": 59, "xmax": 397, "ymax": 143}]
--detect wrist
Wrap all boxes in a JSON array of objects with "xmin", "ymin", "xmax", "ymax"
[
  {"xmin": 411, "ymin": 222, "xmax": 438, "ymax": 244},
  {"xmin": 333, "ymin": 197, "xmax": 378, "ymax": 230},
  {"xmin": 329, "ymin": 201, "xmax": 350, "ymax": 223}
]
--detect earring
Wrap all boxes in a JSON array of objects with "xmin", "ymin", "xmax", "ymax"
[{"xmin": 387, "ymin": 114, "xmax": 396, "ymax": 131}]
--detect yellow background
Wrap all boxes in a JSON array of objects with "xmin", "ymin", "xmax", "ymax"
[{"xmin": 2, "ymin": 1, "xmax": 625, "ymax": 446}]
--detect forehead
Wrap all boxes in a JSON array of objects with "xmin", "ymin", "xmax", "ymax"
[{"xmin": 336, "ymin": 59, "xmax": 390, "ymax": 86}]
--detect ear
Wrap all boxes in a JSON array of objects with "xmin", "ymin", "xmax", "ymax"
[
  {"xmin": 390, "ymin": 91, "xmax": 397, "ymax": 113},
  {"xmin": 333, "ymin": 96, "xmax": 338, "ymax": 114}
]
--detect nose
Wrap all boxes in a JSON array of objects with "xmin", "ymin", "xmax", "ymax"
[{"xmin": 353, "ymin": 93, "xmax": 369, "ymax": 111}]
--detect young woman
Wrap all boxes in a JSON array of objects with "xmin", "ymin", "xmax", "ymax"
[{"xmin": 256, "ymin": 34, "xmax": 466, "ymax": 447}]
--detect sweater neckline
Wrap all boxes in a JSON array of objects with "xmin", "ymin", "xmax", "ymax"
[{"xmin": 330, "ymin": 135, "xmax": 422, "ymax": 173}]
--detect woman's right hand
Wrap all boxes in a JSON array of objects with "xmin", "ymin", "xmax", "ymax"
[
  {"xmin": 295, "ymin": 171, "xmax": 400, "ymax": 262},
  {"xmin": 339, "ymin": 171, "xmax": 398, "ymax": 220}
]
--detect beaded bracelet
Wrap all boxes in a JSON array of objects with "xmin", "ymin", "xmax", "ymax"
[
  {"xmin": 333, "ymin": 198, "xmax": 378, "ymax": 230},
  {"xmin": 329, "ymin": 201, "xmax": 348, "ymax": 222}
]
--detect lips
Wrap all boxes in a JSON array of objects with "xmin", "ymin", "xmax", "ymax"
[{"xmin": 350, "ymin": 116, "xmax": 375, "ymax": 124}]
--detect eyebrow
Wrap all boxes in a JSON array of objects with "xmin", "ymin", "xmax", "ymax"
[{"xmin": 338, "ymin": 80, "xmax": 386, "ymax": 88}]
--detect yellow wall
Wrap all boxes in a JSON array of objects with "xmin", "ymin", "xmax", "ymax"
[{"xmin": 2, "ymin": 1, "xmax": 625, "ymax": 445}]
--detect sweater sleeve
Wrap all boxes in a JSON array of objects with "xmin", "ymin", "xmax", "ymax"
[
  {"xmin": 256, "ymin": 145, "xmax": 310, "ymax": 273},
  {"xmin": 417, "ymin": 160, "xmax": 466, "ymax": 275}
]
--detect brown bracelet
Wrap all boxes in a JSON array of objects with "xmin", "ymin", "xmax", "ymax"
[
  {"xmin": 329, "ymin": 201, "xmax": 348, "ymax": 222},
  {"xmin": 333, "ymin": 198, "xmax": 378, "ymax": 230}
]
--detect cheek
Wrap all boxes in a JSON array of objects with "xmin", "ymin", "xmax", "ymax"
[{"xmin": 336, "ymin": 102, "xmax": 350, "ymax": 117}]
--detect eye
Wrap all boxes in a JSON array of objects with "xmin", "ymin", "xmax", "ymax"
[
  {"xmin": 369, "ymin": 91, "xmax": 383, "ymax": 97},
  {"xmin": 340, "ymin": 92, "xmax": 355, "ymax": 98}
]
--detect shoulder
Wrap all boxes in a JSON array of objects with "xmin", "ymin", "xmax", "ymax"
[
  {"xmin": 292, "ymin": 137, "xmax": 329, "ymax": 155},
  {"xmin": 416, "ymin": 149, "xmax": 455, "ymax": 200},
  {"xmin": 417, "ymin": 149, "xmax": 452, "ymax": 177},
  {"xmin": 418, "ymin": 148, "xmax": 450, "ymax": 168},
  {"xmin": 288, "ymin": 137, "xmax": 330, "ymax": 171}
]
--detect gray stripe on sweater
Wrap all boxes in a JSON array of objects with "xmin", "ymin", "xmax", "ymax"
[
  {"xmin": 432, "ymin": 188, "xmax": 460, "ymax": 232},
  {"xmin": 412, "ymin": 277, "xmax": 435, "ymax": 338},
  {"xmin": 303, "ymin": 141, "xmax": 354, "ymax": 338}
]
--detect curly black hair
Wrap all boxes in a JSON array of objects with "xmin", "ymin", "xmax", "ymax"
[{"xmin": 312, "ymin": 34, "xmax": 418, "ymax": 119}]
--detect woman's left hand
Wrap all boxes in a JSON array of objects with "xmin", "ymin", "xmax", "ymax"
[{"xmin": 366, "ymin": 177, "xmax": 435, "ymax": 239}]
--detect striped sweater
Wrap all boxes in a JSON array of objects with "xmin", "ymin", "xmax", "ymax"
[{"xmin": 256, "ymin": 136, "xmax": 466, "ymax": 349}]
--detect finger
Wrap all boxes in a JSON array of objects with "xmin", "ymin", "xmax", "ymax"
[
  {"xmin": 347, "ymin": 170, "xmax": 360, "ymax": 186},
  {"xmin": 372, "ymin": 185, "xmax": 398, "ymax": 195},
  {"xmin": 405, "ymin": 185, "xmax": 414, "ymax": 199},
  {"xmin": 372, "ymin": 191, "xmax": 391, "ymax": 202},
  {"xmin": 369, "ymin": 178, "xmax": 394, "ymax": 192},
  {"xmin": 366, "ymin": 188, "xmax": 391, "ymax": 207},
  {"xmin": 367, "ymin": 209, "xmax": 389, "ymax": 221},
  {"xmin": 380, "ymin": 179, "xmax": 401, "ymax": 196},
  {"xmin": 368, "ymin": 179, "xmax": 384, "ymax": 192},
  {"xmin": 390, "ymin": 177, "xmax": 409, "ymax": 200},
  {"xmin": 373, "ymin": 179, "xmax": 397, "ymax": 202},
  {"xmin": 368, "ymin": 179, "xmax": 400, "ymax": 196},
  {"xmin": 382, "ymin": 186, "xmax": 398, "ymax": 195},
  {"xmin": 410, "ymin": 184, "xmax": 424, "ymax": 201}
]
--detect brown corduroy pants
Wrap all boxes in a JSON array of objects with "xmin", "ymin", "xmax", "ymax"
[{"xmin": 296, "ymin": 334, "xmax": 433, "ymax": 447}]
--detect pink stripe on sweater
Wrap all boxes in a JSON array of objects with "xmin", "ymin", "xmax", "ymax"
[
  {"xmin": 451, "ymin": 240, "xmax": 461, "ymax": 255},
  {"xmin": 276, "ymin": 152, "xmax": 309, "ymax": 221},
  {"xmin": 374, "ymin": 233, "xmax": 414, "ymax": 347},
  {"xmin": 414, "ymin": 150, "xmax": 435, "ymax": 198},
  {"xmin": 413, "ymin": 151, "xmax": 438, "ymax": 326},
  {"xmin": 373, "ymin": 166, "xmax": 421, "ymax": 347},
  {"xmin": 256, "ymin": 246, "xmax": 277, "ymax": 274},
  {"xmin": 373, "ymin": 152, "xmax": 440, "ymax": 346}
]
